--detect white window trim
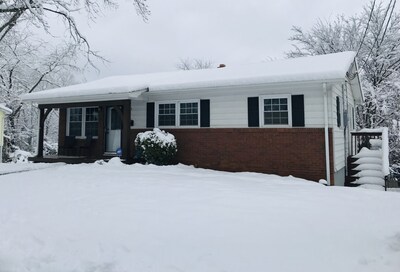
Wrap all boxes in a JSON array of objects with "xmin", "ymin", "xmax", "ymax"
[
  {"xmin": 66, "ymin": 107, "xmax": 99, "ymax": 139},
  {"xmin": 259, "ymin": 94, "xmax": 292, "ymax": 128},
  {"xmin": 155, "ymin": 100, "xmax": 200, "ymax": 128}
]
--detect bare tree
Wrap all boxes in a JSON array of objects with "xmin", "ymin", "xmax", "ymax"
[
  {"xmin": 0, "ymin": 29, "xmax": 79, "ymax": 158},
  {"xmin": 287, "ymin": 0, "xmax": 400, "ymax": 166},
  {"xmin": 0, "ymin": 0, "xmax": 150, "ymax": 64},
  {"xmin": 176, "ymin": 58, "xmax": 214, "ymax": 70}
]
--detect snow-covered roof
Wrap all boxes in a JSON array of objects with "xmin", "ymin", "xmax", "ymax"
[
  {"xmin": 0, "ymin": 104, "xmax": 12, "ymax": 114},
  {"xmin": 22, "ymin": 51, "xmax": 358, "ymax": 104}
]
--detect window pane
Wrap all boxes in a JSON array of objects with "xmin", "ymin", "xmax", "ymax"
[
  {"xmin": 159, "ymin": 104, "xmax": 176, "ymax": 126},
  {"xmin": 85, "ymin": 122, "xmax": 98, "ymax": 137},
  {"xmin": 110, "ymin": 108, "xmax": 122, "ymax": 130},
  {"xmin": 180, "ymin": 102, "xmax": 198, "ymax": 126},
  {"xmin": 69, "ymin": 122, "xmax": 82, "ymax": 137},
  {"xmin": 159, "ymin": 115, "xmax": 176, "ymax": 126},
  {"xmin": 264, "ymin": 118, "xmax": 272, "ymax": 125},
  {"xmin": 69, "ymin": 108, "xmax": 82, "ymax": 136},
  {"xmin": 85, "ymin": 107, "xmax": 99, "ymax": 137},
  {"xmin": 86, "ymin": 107, "xmax": 99, "ymax": 122}
]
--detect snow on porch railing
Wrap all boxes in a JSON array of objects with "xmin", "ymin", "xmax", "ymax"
[{"xmin": 350, "ymin": 127, "xmax": 390, "ymax": 176}]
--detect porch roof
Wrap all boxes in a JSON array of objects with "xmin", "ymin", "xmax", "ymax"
[{"xmin": 22, "ymin": 51, "xmax": 359, "ymax": 104}]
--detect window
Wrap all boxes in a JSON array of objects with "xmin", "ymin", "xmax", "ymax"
[
  {"xmin": 156, "ymin": 101, "xmax": 199, "ymax": 127},
  {"xmin": 260, "ymin": 95, "xmax": 291, "ymax": 126},
  {"xmin": 180, "ymin": 102, "xmax": 198, "ymax": 126},
  {"xmin": 67, "ymin": 107, "xmax": 99, "ymax": 138},
  {"xmin": 85, "ymin": 107, "xmax": 99, "ymax": 137},
  {"xmin": 68, "ymin": 108, "xmax": 82, "ymax": 137},
  {"xmin": 158, "ymin": 103, "xmax": 176, "ymax": 126}
]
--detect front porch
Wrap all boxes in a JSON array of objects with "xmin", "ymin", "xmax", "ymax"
[{"xmin": 30, "ymin": 99, "xmax": 133, "ymax": 163}]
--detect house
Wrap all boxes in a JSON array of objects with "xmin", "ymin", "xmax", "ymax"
[
  {"xmin": 22, "ymin": 51, "xmax": 363, "ymax": 185},
  {"xmin": 0, "ymin": 104, "xmax": 12, "ymax": 162}
]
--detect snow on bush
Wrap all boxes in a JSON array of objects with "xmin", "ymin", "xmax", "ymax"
[
  {"xmin": 135, "ymin": 128, "xmax": 177, "ymax": 165},
  {"xmin": 9, "ymin": 148, "xmax": 32, "ymax": 163},
  {"xmin": 44, "ymin": 140, "xmax": 58, "ymax": 156}
]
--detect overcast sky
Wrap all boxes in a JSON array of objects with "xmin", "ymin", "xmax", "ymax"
[{"xmin": 72, "ymin": 0, "xmax": 368, "ymax": 81}]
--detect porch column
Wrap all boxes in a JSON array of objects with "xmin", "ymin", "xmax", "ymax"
[
  {"xmin": 122, "ymin": 100, "xmax": 131, "ymax": 160},
  {"xmin": 37, "ymin": 108, "xmax": 45, "ymax": 157},
  {"xmin": 37, "ymin": 106, "xmax": 52, "ymax": 158},
  {"xmin": 98, "ymin": 106, "xmax": 106, "ymax": 157}
]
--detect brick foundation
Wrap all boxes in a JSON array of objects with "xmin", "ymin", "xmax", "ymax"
[{"xmin": 131, "ymin": 128, "xmax": 334, "ymax": 184}]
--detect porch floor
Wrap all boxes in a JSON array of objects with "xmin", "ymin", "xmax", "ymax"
[{"xmin": 29, "ymin": 155, "xmax": 99, "ymax": 164}]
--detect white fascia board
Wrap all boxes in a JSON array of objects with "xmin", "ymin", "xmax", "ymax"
[
  {"xmin": 23, "ymin": 89, "xmax": 148, "ymax": 105},
  {"xmin": 146, "ymin": 78, "xmax": 346, "ymax": 98}
]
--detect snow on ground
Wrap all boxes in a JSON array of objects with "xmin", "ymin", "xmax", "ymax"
[
  {"xmin": 0, "ymin": 162, "xmax": 399, "ymax": 272},
  {"xmin": 0, "ymin": 162, "xmax": 65, "ymax": 175}
]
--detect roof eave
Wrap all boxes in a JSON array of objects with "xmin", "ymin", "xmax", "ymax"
[{"xmin": 22, "ymin": 89, "xmax": 148, "ymax": 105}]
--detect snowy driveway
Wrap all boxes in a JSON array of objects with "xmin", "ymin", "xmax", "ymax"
[{"xmin": 0, "ymin": 161, "xmax": 399, "ymax": 272}]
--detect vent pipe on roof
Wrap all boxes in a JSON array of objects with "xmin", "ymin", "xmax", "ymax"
[{"xmin": 218, "ymin": 64, "xmax": 226, "ymax": 68}]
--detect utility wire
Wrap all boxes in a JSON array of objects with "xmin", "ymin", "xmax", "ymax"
[
  {"xmin": 361, "ymin": 0, "xmax": 394, "ymax": 70},
  {"xmin": 379, "ymin": 0, "xmax": 396, "ymax": 45},
  {"xmin": 357, "ymin": 0, "xmax": 376, "ymax": 56}
]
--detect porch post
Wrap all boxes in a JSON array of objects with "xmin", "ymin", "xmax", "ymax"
[
  {"xmin": 37, "ymin": 108, "xmax": 45, "ymax": 157},
  {"xmin": 98, "ymin": 106, "xmax": 106, "ymax": 157},
  {"xmin": 37, "ymin": 106, "xmax": 52, "ymax": 158},
  {"xmin": 122, "ymin": 100, "xmax": 131, "ymax": 160}
]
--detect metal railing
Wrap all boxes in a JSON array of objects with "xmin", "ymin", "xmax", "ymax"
[{"xmin": 350, "ymin": 131, "xmax": 382, "ymax": 156}]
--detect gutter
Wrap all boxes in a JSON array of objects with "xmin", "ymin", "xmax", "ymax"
[
  {"xmin": 22, "ymin": 88, "xmax": 148, "ymax": 105},
  {"xmin": 323, "ymin": 82, "xmax": 331, "ymax": 185}
]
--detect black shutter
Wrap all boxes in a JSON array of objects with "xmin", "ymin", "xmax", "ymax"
[
  {"xmin": 248, "ymin": 97, "xmax": 259, "ymax": 127},
  {"xmin": 200, "ymin": 99, "xmax": 210, "ymax": 127},
  {"xmin": 291, "ymin": 95, "xmax": 305, "ymax": 127},
  {"xmin": 146, "ymin": 102, "xmax": 155, "ymax": 128},
  {"xmin": 336, "ymin": 96, "xmax": 341, "ymax": 127}
]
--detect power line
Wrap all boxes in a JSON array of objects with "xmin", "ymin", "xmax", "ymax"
[
  {"xmin": 379, "ymin": 0, "xmax": 396, "ymax": 45},
  {"xmin": 357, "ymin": 0, "xmax": 376, "ymax": 56},
  {"xmin": 361, "ymin": 0, "xmax": 394, "ymax": 70}
]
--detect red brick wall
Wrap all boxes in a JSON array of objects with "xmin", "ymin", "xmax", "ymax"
[{"xmin": 131, "ymin": 128, "xmax": 335, "ymax": 184}]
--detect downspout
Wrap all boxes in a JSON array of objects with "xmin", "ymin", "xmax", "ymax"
[
  {"xmin": 342, "ymin": 82, "xmax": 349, "ymax": 177},
  {"xmin": 323, "ymin": 83, "xmax": 331, "ymax": 185}
]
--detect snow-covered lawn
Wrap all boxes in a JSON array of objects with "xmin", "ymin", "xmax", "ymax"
[
  {"xmin": 0, "ymin": 162, "xmax": 64, "ymax": 175},
  {"xmin": 0, "ymin": 161, "xmax": 399, "ymax": 272}
]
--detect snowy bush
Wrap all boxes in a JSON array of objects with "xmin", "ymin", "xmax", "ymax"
[
  {"xmin": 44, "ymin": 140, "xmax": 58, "ymax": 156},
  {"xmin": 9, "ymin": 148, "xmax": 32, "ymax": 163},
  {"xmin": 135, "ymin": 128, "xmax": 177, "ymax": 165}
]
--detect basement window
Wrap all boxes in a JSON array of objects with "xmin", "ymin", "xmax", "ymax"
[{"xmin": 67, "ymin": 107, "xmax": 99, "ymax": 138}]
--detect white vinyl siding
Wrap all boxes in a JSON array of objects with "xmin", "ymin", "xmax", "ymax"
[
  {"xmin": 131, "ymin": 82, "xmax": 329, "ymax": 129},
  {"xmin": 131, "ymin": 100, "xmax": 147, "ymax": 128},
  {"xmin": 332, "ymin": 83, "xmax": 346, "ymax": 171}
]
